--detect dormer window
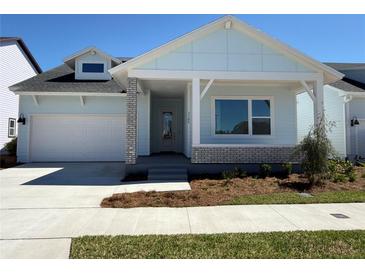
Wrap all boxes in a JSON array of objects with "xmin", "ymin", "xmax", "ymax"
[{"xmin": 82, "ymin": 63, "xmax": 104, "ymax": 73}]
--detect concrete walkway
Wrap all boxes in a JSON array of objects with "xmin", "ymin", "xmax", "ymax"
[{"xmin": 1, "ymin": 203, "xmax": 364, "ymax": 258}]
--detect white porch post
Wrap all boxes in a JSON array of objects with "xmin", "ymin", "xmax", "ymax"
[
  {"xmin": 192, "ymin": 78, "xmax": 200, "ymax": 145},
  {"xmin": 313, "ymin": 76, "xmax": 324, "ymax": 126}
]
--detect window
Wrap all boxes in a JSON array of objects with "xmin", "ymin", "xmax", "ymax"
[
  {"xmin": 213, "ymin": 97, "xmax": 272, "ymax": 136},
  {"xmin": 8, "ymin": 118, "xmax": 16, "ymax": 138},
  {"xmin": 162, "ymin": 112, "xmax": 173, "ymax": 139},
  {"xmin": 215, "ymin": 99, "xmax": 248, "ymax": 134},
  {"xmin": 252, "ymin": 100, "xmax": 271, "ymax": 135},
  {"xmin": 82, "ymin": 63, "xmax": 104, "ymax": 73}
]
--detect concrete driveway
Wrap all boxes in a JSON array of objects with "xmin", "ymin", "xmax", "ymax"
[{"xmin": 0, "ymin": 162, "xmax": 125, "ymax": 209}]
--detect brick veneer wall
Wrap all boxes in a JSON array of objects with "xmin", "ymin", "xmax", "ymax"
[
  {"xmin": 191, "ymin": 146, "xmax": 300, "ymax": 164},
  {"xmin": 126, "ymin": 77, "xmax": 137, "ymax": 164}
]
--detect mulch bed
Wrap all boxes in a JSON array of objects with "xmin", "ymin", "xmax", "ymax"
[{"xmin": 101, "ymin": 167, "xmax": 365, "ymax": 208}]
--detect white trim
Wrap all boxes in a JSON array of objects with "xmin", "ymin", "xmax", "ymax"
[
  {"xmin": 76, "ymin": 58, "xmax": 110, "ymax": 81},
  {"xmin": 8, "ymin": 118, "xmax": 16, "ymax": 138},
  {"xmin": 32, "ymin": 95, "xmax": 39, "ymax": 106},
  {"xmin": 64, "ymin": 46, "xmax": 121, "ymax": 66},
  {"xmin": 146, "ymin": 90, "xmax": 151, "ymax": 155},
  {"xmin": 342, "ymin": 92, "xmax": 365, "ymax": 98},
  {"xmin": 300, "ymin": 80, "xmax": 315, "ymax": 101},
  {"xmin": 28, "ymin": 113, "xmax": 126, "ymax": 117},
  {"xmin": 193, "ymin": 144, "xmax": 295, "ymax": 148},
  {"xmin": 14, "ymin": 92, "xmax": 126, "ymax": 97},
  {"xmin": 345, "ymin": 101, "xmax": 351, "ymax": 156},
  {"xmin": 200, "ymin": 79, "xmax": 214, "ymax": 100},
  {"xmin": 192, "ymin": 78, "xmax": 201, "ymax": 145},
  {"xmin": 342, "ymin": 100, "xmax": 348, "ymax": 156},
  {"xmin": 211, "ymin": 95, "xmax": 274, "ymax": 138},
  {"xmin": 129, "ymin": 70, "xmax": 322, "ymax": 81},
  {"xmin": 109, "ymin": 15, "xmax": 343, "ymax": 83},
  {"xmin": 80, "ymin": 95, "xmax": 85, "ymax": 106}
]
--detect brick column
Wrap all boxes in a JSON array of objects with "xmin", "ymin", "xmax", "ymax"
[{"xmin": 126, "ymin": 77, "xmax": 137, "ymax": 164}]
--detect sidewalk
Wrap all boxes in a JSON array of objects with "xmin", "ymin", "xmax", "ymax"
[{"xmin": 1, "ymin": 203, "xmax": 364, "ymax": 258}]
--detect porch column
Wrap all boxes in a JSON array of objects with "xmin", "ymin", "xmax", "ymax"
[
  {"xmin": 192, "ymin": 78, "xmax": 200, "ymax": 145},
  {"xmin": 313, "ymin": 76, "xmax": 324, "ymax": 126},
  {"xmin": 126, "ymin": 77, "xmax": 137, "ymax": 164}
]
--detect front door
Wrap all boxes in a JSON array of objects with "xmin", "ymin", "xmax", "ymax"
[
  {"xmin": 151, "ymin": 98, "xmax": 183, "ymax": 154},
  {"xmin": 159, "ymin": 107, "xmax": 178, "ymax": 152}
]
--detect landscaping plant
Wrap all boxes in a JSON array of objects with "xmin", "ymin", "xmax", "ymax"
[
  {"xmin": 328, "ymin": 158, "xmax": 356, "ymax": 182},
  {"xmin": 260, "ymin": 164, "xmax": 272, "ymax": 178},
  {"xmin": 281, "ymin": 162, "xmax": 293, "ymax": 177},
  {"xmin": 294, "ymin": 118, "xmax": 335, "ymax": 185},
  {"xmin": 4, "ymin": 138, "xmax": 17, "ymax": 155},
  {"xmin": 222, "ymin": 167, "xmax": 247, "ymax": 181}
]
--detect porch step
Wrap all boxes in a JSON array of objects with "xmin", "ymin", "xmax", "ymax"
[{"xmin": 148, "ymin": 168, "xmax": 188, "ymax": 181}]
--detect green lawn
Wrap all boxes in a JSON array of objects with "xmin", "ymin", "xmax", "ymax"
[
  {"xmin": 70, "ymin": 230, "xmax": 365, "ymax": 259},
  {"xmin": 228, "ymin": 191, "xmax": 365, "ymax": 205}
]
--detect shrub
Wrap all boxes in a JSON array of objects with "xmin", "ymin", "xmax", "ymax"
[
  {"xmin": 328, "ymin": 158, "xmax": 355, "ymax": 183},
  {"xmin": 222, "ymin": 167, "xmax": 247, "ymax": 180},
  {"xmin": 328, "ymin": 158, "xmax": 353, "ymax": 174},
  {"xmin": 348, "ymin": 172, "xmax": 357, "ymax": 182},
  {"xmin": 294, "ymin": 118, "xmax": 335, "ymax": 185},
  {"xmin": 4, "ymin": 138, "xmax": 17, "ymax": 155},
  {"xmin": 333, "ymin": 173, "xmax": 347, "ymax": 183},
  {"xmin": 281, "ymin": 162, "xmax": 293, "ymax": 177},
  {"xmin": 260, "ymin": 164, "xmax": 272, "ymax": 178}
]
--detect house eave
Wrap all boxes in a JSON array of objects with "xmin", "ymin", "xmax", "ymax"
[{"xmin": 13, "ymin": 91, "xmax": 127, "ymax": 96}]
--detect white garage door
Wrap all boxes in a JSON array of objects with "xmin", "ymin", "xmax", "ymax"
[{"xmin": 30, "ymin": 115, "xmax": 126, "ymax": 162}]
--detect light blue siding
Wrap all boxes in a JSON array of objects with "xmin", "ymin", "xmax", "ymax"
[
  {"xmin": 200, "ymin": 85, "xmax": 297, "ymax": 145},
  {"xmin": 136, "ymin": 29, "xmax": 314, "ymax": 73},
  {"xmin": 17, "ymin": 95, "xmax": 127, "ymax": 162},
  {"xmin": 297, "ymin": 86, "xmax": 347, "ymax": 157}
]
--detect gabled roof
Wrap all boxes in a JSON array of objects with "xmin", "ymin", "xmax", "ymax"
[
  {"xmin": 325, "ymin": 63, "xmax": 365, "ymax": 71},
  {"xmin": 109, "ymin": 15, "xmax": 344, "ymax": 84},
  {"xmin": 329, "ymin": 79, "xmax": 365, "ymax": 93},
  {"xmin": 325, "ymin": 63, "xmax": 365, "ymax": 93},
  {"xmin": 0, "ymin": 37, "xmax": 42, "ymax": 73},
  {"xmin": 9, "ymin": 64, "xmax": 125, "ymax": 94},
  {"xmin": 64, "ymin": 46, "xmax": 122, "ymax": 69}
]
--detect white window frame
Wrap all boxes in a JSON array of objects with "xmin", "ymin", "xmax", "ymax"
[
  {"xmin": 211, "ymin": 96, "xmax": 274, "ymax": 137},
  {"xmin": 8, "ymin": 118, "xmax": 16, "ymax": 138},
  {"xmin": 81, "ymin": 62, "xmax": 105, "ymax": 73}
]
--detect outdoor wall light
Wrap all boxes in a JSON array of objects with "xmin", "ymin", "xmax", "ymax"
[
  {"xmin": 351, "ymin": 116, "xmax": 360, "ymax": 127},
  {"xmin": 17, "ymin": 114, "xmax": 26, "ymax": 125}
]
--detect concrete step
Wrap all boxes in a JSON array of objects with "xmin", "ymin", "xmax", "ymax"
[
  {"xmin": 148, "ymin": 168, "xmax": 188, "ymax": 181},
  {"xmin": 148, "ymin": 168, "xmax": 187, "ymax": 174}
]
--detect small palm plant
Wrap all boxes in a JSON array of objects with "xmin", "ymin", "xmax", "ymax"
[{"xmin": 294, "ymin": 117, "xmax": 335, "ymax": 186}]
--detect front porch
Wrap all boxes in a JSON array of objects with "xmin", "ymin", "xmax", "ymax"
[{"xmin": 124, "ymin": 74, "xmax": 324, "ymax": 170}]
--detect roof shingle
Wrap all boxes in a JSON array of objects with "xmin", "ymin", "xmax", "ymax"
[{"xmin": 9, "ymin": 64, "xmax": 125, "ymax": 94}]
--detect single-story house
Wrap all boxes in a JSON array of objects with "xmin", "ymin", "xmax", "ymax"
[
  {"xmin": 0, "ymin": 37, "xmax": 41, "ymax": 154},
  {"xmin": 297, "ymin": 63, "xmax": 365, "ymax": 159},
  {"xmin": 9, "ymin": 15, "xmax": 345, "ymax": 177}
]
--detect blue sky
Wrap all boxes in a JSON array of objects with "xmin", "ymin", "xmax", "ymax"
[{"xmin": 1, "ymin": 14, "xmax": 364, "ymax": 71}]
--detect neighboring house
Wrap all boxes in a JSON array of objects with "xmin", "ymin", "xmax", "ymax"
[
  {"xmin": 9, "ymin": 16, "xmax": 344, "ymax": 176},
  {"xmin": 297, "ymin": 63, "xmax": 365, "ymax": 159},
  {"xmin": 0, "ymin": 37, "xmax": 41, "ymax": 154}
]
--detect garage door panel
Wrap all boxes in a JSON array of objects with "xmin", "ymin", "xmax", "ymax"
[{"xmin": 30, "ymin": 115, "xmax": 125, "ymax": 162}]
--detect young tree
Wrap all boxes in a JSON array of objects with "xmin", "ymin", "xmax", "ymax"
[{"xmin": 294, "ymin": 118, "xmax": 335, "ymax": 185}]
